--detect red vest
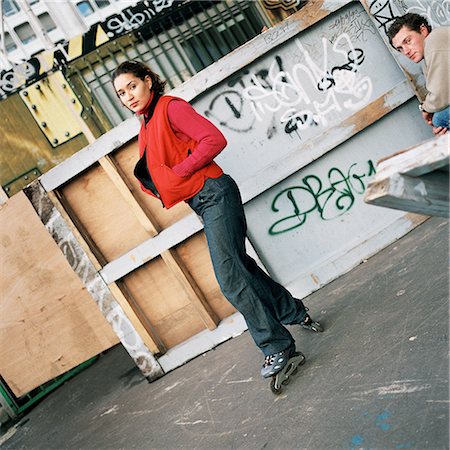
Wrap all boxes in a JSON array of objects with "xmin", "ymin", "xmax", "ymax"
[{"xmin": 138, "ymin": 96, "xmax": 223, "ymax": 208}]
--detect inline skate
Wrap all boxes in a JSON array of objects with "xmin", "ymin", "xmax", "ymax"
[
  {"xmin": 261, "ymin": 347, "xmax": 306, "ymax": 394},
  {"xmin": 299, "ymin": 312, "xmax": 323, "ymax": 333}
]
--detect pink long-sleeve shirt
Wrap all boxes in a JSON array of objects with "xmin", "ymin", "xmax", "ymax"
[{"xmin": 167, "ymin": 99, "xmax": 227, "ymax": 177}]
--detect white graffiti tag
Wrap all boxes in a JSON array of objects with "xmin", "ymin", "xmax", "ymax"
[
  {"xmin": 407, "ymin": 0, "xmax": 450, "ymax": 27},
  {"xmin": 243, "ymin": 33, "xmax": 373, "ymax": 128},
  {"xmin": 105, "ymin": 0, "xmax": 174, "ymax": 37}
]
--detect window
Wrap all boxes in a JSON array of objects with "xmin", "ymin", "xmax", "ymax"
[
  {"xmin": 14, "ymin": 23, "xmax": 37, "ymax": 45},
  {"xmin": 2, "ymin": 33, "xmax": 18, "ymax": 52},
  {"xmin": 3, "ymin": 0, "xmax": 20, "ymax": 16},
  {"xmin": 76, "ymin": 1, "xmax": 94, "ymax": 17},
  {"xmin": 180, "ymin": 10, "xmax": 260, "ymax": 73},
  {"xmin": 94, "ymin": 0, "xmax": 110, "ymax": 8},
  {"xmin": 38, "ymin": 12, "xmax": 57, "ymax": 32}
]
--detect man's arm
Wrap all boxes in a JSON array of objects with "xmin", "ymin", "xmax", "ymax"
[{"xmin": 422, "ymin": 29, "xmax": 450, "ymax": 113}]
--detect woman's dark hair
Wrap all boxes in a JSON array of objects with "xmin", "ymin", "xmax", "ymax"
[
  {"xmin": 112, "ymin": 60, "xmax": 167, "ymax": 96},
  {"xmin": 387, "ymin": 13, "xmax": 432, "ymax": 48}
]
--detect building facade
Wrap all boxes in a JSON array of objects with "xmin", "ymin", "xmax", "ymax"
[{"xmin": 1, "ymin": 0, "xmax": 144, "ymax": 69}]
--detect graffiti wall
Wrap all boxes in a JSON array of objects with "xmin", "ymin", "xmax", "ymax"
[
  {"xmin": 194, "ymin": 1, "xmax": 405, "ymax": 186},
  {"xmin": 191, "ymin": 0, "xmax": 434, "ymax": 295},
  {"xmin": 244, "ymin": 101, "xmax": 430, "ymax": 293}
]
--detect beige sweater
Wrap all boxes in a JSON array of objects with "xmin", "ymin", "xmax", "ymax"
[{"xmin": 422, "ymin": 27, "xmax": 450, "ymax": 113}]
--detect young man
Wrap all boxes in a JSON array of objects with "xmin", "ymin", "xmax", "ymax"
[{"xmin": 387, "ymin": 14, "xmax": 449, "ymax": 136}]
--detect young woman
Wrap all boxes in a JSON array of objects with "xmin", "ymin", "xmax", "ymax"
[{"xmin": 112, "ymin": 60, "xmax": 323, "ymax": 382}]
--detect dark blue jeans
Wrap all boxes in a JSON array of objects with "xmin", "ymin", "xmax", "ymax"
[
  {"xmin": 188, "ymin": 174, "xmax": 307, "ymax": 356},
  {"xmin": 432, "ymin": 106, "xmax": 450, "ymax": 129}
]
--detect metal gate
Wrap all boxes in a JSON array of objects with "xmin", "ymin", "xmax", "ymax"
[{"xmin": 66, "ymin": 0, "xmax": 272, "ymax": 128}]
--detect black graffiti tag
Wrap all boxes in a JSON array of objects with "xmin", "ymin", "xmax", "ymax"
[{"xmin": 318, "ymin": 48, "xmax": 365, "ymax": 91}]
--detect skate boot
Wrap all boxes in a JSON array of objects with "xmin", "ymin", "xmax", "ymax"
[
  {"xmin": 261, "ymin": 347, "xmax": 306, "ymax": 395},
  {"xmin": 299, "ymin": 312, "xmax": 323, "ymax": 333}
]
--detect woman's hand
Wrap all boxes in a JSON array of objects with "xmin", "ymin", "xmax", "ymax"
[{"xmin": 171, "ymin": 163, "xmax": 190, "ymax": 178}]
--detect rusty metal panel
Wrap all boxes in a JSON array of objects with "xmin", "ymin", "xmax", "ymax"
[{"xmin": 19, "ymin": 72, "xmax": 83, "ymax": 147}]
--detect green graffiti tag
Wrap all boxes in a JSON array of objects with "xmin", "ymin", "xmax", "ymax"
[{"xmin": 269, "ymin": 160, "xmax": 376, "ymax": 235}]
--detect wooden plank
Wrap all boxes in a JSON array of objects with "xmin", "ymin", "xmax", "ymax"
[
  {"xmin": 161, "ymin": 249, "xmax": 219, "ymax": 330},
  {"xmin": 51, "ymin": 189, "xmax": 107, "ymax": 268},
  {"xmin": 364, "ymin": 135, "xmax": 449, "ymax": 217},
  {"xmin": 373, "ymin": 135, "xmax": 449, "ymax": 178},
  {"xmin": 0, "ymin": 191, "xmax": 118, "ymax": 396},
  {"xmin": 100, "ymin": 213, "xmax": 203, "ymax": 283},
  {"xmin": 120, "ymin": 257, "xmax": 208, "ymax": 349},
  {"xmin": 107, "ymin": 283, "xmax": 163, "ymax": 354},
  {"xmin": 62, "ymin": 161, "xmax": 218, "ymax": 330},
  {"xmin": 364, "ymin": 171, "xmax": 449, "ymax": 217},
  {"xmin": 60, "ymin": 161, "xmax": 219, "ymax": 338},
  {"xmin": 48, "ymin": 189, "xmax": 162, "ymax": 353},
  {"xmin": 98, "ymin": 155, "xmax": 158, "ymax": 236},
  {"xmin": 175, "ymin": 233, "xmax": 236, "ymax": 321},
  {"xmin": 48, "ymin": 190, "xmax": 104, "ymax": 271}
]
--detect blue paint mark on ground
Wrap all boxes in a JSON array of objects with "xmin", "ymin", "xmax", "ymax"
[
  {"xmin": 395, "ymin": 442, "xmax": 413, "ymax": 449},
  {"xmin": 376, "ymin": 410, "xmax": 391, "ymax": 430},
  {"xmin": 351, "ymin": 434, "xmax": 364, "ymax": 446}
]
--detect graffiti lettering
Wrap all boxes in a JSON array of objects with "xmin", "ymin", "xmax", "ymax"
[
  {"xmin": 243, "ymin": 33, "xmax": 373, "ymax": 128},
  {"xmin": 0, "ymin": 60, "xmax": 38, "ymax": 96},
  {"xmin": 407, "ymin": 0, "xmax": 450, "ymax": 27},
  {"xmin": 204, "ymin": 33, "xmax": 372, "ymax": 139},
  {"xmin": 104, "ymin": 0, "xmax": 174, "ymax": 37},
  {"xmin": 262, "ymin": 20, "xmax": 291, "ymax": 46},
  {"xmin": 268, "ymin": 160, "xmax": 376, "ymax": 235},
  {"xmin": 369, "ymin": 0, "xmax": 398, "ymax": 32},
  {"xmin": 329, "ymin": 9, "xmax": 376, "ymax": 42},
  {"xmin": 318, "ymin": 48, "xmax": 365, "ymax": 91},
  {"xmin": 204, "ymin": 90, "xmax": 255, "ymax": 132},
  {"xmin": 370, "ymin": 0, "xmax": 449, "ymax": 32}
]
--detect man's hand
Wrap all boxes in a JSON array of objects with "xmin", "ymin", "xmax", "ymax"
[
  {"xmin": 422, "ymin": 111, "xmax": 434, "ymax": 125},
  {"xmin": 433, "ymin": 126, "xmax": 448, "ymax": 136}
]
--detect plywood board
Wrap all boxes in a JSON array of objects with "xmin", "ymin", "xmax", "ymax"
[
  {"xmin": 60, "ymin": 164, "xmax": 152, "ymax": 262},
  {"xmin": 175, "ymin": 232, "xmax": 236, "ymax": 320},
  {"xmin": 0, "ymin": 192, "xmax": 118, "ymax": 397},
  {"xmin": 112, "ymin": 143, "xmax": 191, "ymax": 229},
  {"xmin": 121, "ymin": 256, "xmax": 206, "ymax": 348}
]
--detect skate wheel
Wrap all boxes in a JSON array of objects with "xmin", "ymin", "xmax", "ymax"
[
  {"xmin": 312, "ymin": 322, "xmax": 324, "ymax": 332},
  {"xmin": 269, "ymin": 378, "xmax": 282, "ymax": 395},
  {"xmin": 282, "ymin": 377, "xmax": 290, "ymax": 386}
]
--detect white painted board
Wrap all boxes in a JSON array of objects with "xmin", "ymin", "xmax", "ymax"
[{"xmin": 244, "ymin": 99, "xmax": 433, "ymax": 293}]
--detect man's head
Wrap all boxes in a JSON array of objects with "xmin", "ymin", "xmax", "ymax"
[{"xmin": 387, "ymin": 13, "xmax": 432, "ymax": 63}]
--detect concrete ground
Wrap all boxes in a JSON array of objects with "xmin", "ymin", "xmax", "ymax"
[{"xmin": 1, "ymin": 217, "xmax": 449, "ymax": 450}]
